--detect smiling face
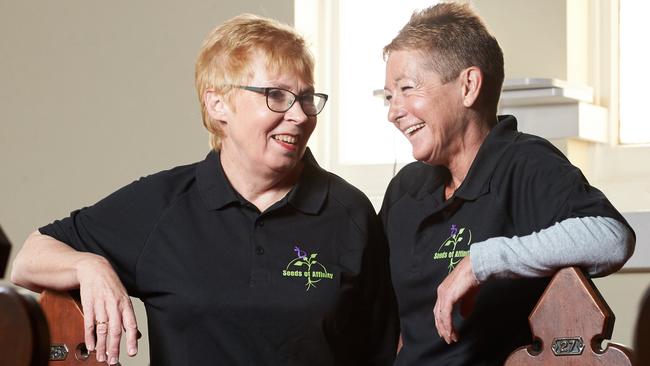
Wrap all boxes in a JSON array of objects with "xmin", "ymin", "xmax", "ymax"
[
  {"xmin": 384, "ymin": 49, "xmax": 467, "ymax": 166},
  {"xmin": 216, "ymin": 53, "xmax": 317, "ymax": 177}
]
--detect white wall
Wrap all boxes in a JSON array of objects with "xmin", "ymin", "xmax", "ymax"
[{"xmin": 0, "ymin": 1, "xmax": 293, "ymax": 365}]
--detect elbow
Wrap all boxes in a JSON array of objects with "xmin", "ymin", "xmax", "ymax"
[
  {"xmin": 10, "ymin": 254, "xmax": 28, "ymax": 288},
  {"xmin": 10, "ymin": 258, "xmax": 43, "ymax": 293},
  {"xmin": 9, "ymin": 231, "xmax": 43, "ymax": 292},
  {"xmin": 9, "ymin": 268, "xmax": 23, "ymax": 288},
  {"xmin": 613, "ymin": 225, "xmax": 636, "ymax": 267},
  {"xmin": 592, "ymin": 223, "xmax": 636, "ymax": 277}
]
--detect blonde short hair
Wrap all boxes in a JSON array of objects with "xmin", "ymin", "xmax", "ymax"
[{"xmin": 195, "ymin": 14, "xmax": 314, "ymax": 150}]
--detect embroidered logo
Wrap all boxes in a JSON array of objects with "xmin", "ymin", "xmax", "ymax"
[
  {"xmin": 282, "ymin": 245, "xmax": 333, "ymax": 291},
  {"xmin": 433, "ymin": 224, "xmax": 472, "ymax": 272}
]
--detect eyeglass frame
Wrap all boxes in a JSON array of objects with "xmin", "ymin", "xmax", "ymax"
[{"xmin": 232, "ymin": 85, "xmax": 328, "ymax": 116}]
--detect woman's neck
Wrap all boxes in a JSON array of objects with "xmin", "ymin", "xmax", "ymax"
[
  {"xmin": 444, "ymin": 117, "xmax": 492, "ymax": 200},
  {"xmin": 219, "ymin": 150, "xmax": 302, "ymax": 212}
]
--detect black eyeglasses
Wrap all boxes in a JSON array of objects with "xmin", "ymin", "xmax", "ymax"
[{"xmin": 234, "ymin": 86, "xmax": 328, "ymax": 116}]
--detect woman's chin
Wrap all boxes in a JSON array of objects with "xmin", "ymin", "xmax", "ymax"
[{"xmin": 411, "ymin": 148, "xmax": 428, "ymax": 163}]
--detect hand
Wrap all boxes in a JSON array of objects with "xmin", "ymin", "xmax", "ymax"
[
  {"xmin": 76, "ymin": 254, "xmax": 139, "ymax": 365},
  {"xmin": 433, "ymin": 255, "xmax": 479, "ymax": 344}
]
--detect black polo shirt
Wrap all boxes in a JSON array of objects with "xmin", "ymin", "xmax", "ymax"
[
  {"xmin": 40, "ymin": 149, "xmax": 398, "ymax": 366},
  {"xmin": 380, "ymin": 116, "xmax": 628, "ymax": 365}
]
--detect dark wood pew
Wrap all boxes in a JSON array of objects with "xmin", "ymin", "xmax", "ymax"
[
  {"xmin": 0, "ymin": 287, "xmax": 50, "ymax": 366},
  {"xmin": 1, "ymin": 224, "xmax": 11, "ymax": 278},
  {"xmin": 634, "ymin": 285, "xmax": 650, "ymax": 366},
  {"xmin": 505, "ymin": 267, "xmax": 636, "ymax": 365},
  {"xmin": 0, "ymin": 224, "xmax": 50, "ymax": 366}
]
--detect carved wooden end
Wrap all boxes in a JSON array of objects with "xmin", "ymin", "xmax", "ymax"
[
  {"xmin": 505, "ymin": 267, "xmax": 636, "ymax": 365},
  {"xmin": 40, "ymin": 290, "xmax": 104, "ymax": 365}
]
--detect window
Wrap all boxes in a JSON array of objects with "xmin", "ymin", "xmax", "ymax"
[
  {"xmin": 337, "ymin": 1, "xmax": 433, "ymax": 164},
  {"xmin": 618, "ymin": 1, "xmax": 650, "ymax": 144}
]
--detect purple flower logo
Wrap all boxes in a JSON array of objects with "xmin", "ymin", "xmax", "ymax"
[
  {"xmin": 294, "ymin": 246, "xmax": 308, "ymax": 260},
  {"xmin": 450, "ymin": 224, "xmax": 458, "ymax": 237}
]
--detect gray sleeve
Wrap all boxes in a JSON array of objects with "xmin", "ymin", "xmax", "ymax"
[{"xmin": 470, "ymin": 216, "xmax": 635, "ymax": 282}]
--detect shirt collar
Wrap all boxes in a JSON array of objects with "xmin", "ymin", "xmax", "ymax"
[
  {"xmin": 195, "ymin": 148, "xmax": 328, "ymax": 214},
  {"xmin": 454, "ymin": 115, "xmax": 521, "ymax": 200},
  {"xmin": 285, "ymin": 148, "xmax": 328, "ymax": 215},
  {"xmin": 196, "ymin": 150, "xmax": 239, "ymax": 210}
]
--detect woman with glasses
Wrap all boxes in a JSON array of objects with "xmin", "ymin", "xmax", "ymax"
[{"xmin": 11, "ymin": 14, "xmax": 397, "ymax": 366}]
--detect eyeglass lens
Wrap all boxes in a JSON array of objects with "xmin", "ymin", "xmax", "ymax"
[{"xmin": 267, "ymin": 89, "xmax": 325, "ymax": 116}]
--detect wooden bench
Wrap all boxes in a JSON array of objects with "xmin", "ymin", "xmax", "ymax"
[
  {"xmin": 0, "ymin": 287, "xmax": 50, "ymax": 366},
  {"xmin": 1, "ymin": 225, "xmax": 50, "ymax": 366}
]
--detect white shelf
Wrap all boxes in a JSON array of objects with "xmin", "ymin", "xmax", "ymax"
[{"xmin": 499, "ymin": 78, "xmax": 606, "ymax": 143}]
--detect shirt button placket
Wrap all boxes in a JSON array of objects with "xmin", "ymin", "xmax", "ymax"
[
  {"xmin": 250, "ymin": 218, "xmax": 268, "ymax": 287},
  {"xmin": 254, "ymin": 219, "xmax": 265, "ymax": 256}
]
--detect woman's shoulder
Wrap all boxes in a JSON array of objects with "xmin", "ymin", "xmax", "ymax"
[
  {"xmin": 500, "ymin": 132, "xmax": 575, "ymax": 171},
  {"xmin": 140, "ymin": 161, "xmax": 198, "ymax": 186},
  {"xmin": 389, "ymin": 161, "xmax": 447, "ymax": 195},
  {"xmin": 109, "ymin": 160, "xmax": 200, "ymax": 208},
  {"xmin": 324, "ymin": 170, "xmax": 375, "ymax": 211}
]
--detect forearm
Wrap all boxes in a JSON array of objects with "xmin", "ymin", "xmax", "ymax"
[
  {"xmin": 10, "ymin": 230, "xmax": 106, "ymax": 292},
  {"xmin": 470, "ymin": 217, "xmax": 635, "ymax": 281}
]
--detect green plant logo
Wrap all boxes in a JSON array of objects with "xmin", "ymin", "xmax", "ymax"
[
  {"xmin": 433, "ymin": 224, "xmax": 472, "ymax": 272},
  {"xmin": 282, "ymin": 246, "xmax": 333, "ymax": 291}
]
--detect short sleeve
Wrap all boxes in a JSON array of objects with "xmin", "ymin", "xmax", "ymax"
[
  {"xmin": 496, "ymin": 139, "xmax": 629, "ymax": 235},
  {"xmin": 39, "ymin": 175, "xmax": 178, "ymax": 295}
]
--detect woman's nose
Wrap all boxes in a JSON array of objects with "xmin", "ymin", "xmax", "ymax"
[
  {"xmin": 387, "ymin": 98, "xmax": 404, "ymax": 124},
  {"xmin": 285, "ymin": 100, "xmax": 309, "ymax": 124}
]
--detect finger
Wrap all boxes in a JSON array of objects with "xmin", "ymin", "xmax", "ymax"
[
  {"xmin": 122, "ymin": 299, "xmax": 139, "ymax": 357},
  {"xmin": 93, "ymin": 302, "xmax": 109, "ymax": 363},
  {"xmin": 432, "ymin": 300, "xmax": 443, "ymax": 338},
  {"xmin": 436, "ymin": 290, "xmax": 454, "ymax": 344},
  {"xmin": 82, "ymin": 300, "xmax": 97, "ymax": 352},
  {"xmin": 106, "ymin": 306, "xmax": 123, "ymax": 365},
  {"xmin": 94, "ymin": 322, "xmax": 109, "ymax": 363},
  {"xmin": 440, "ymin": 302, "xmax": 453, "ymax": 343},
  {"xmin": 435, "ymin": 289, "xmax": 448, "ymax": 343},
  {"xmin": 441, "ymin": 296, "xmax": 460, "ymax": 343}
]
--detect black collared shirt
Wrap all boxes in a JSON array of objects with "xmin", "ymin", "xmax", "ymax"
[
  {"xmin": 41, "ymin": 149, "xmax": 398, "ymax": 366},
  {"xmin": 380, "ymin": 116, "xmax": 629, "ymax": 365}
]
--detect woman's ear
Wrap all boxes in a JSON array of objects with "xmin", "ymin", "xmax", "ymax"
[
  {"xmin": 460, "ymin": 66, "xmax": 483, "ymax": 108},
  {"xmin": 204, "ymin": 89, "xmax": 228, "ymax": 123}
]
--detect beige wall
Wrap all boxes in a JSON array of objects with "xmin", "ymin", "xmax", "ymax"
[
  {"xmin": 473, "ymin": 0, "xmax": 650, "ymax": 351},
  {"xmin": 473, "ymin": 0, "xmax": 568, "ymax": 81},
  {"xmin": 0, "ymin": 1, "xmax": 293, "ymax": 365}
]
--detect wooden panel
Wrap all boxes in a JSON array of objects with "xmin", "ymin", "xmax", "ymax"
[
  {"xmin": 505, "ymin": 267, "xmax": 636, "ymax": 365},
  {"xmin": 40, "ymin": 290, "xmax": 104, "ymax": 365}
]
